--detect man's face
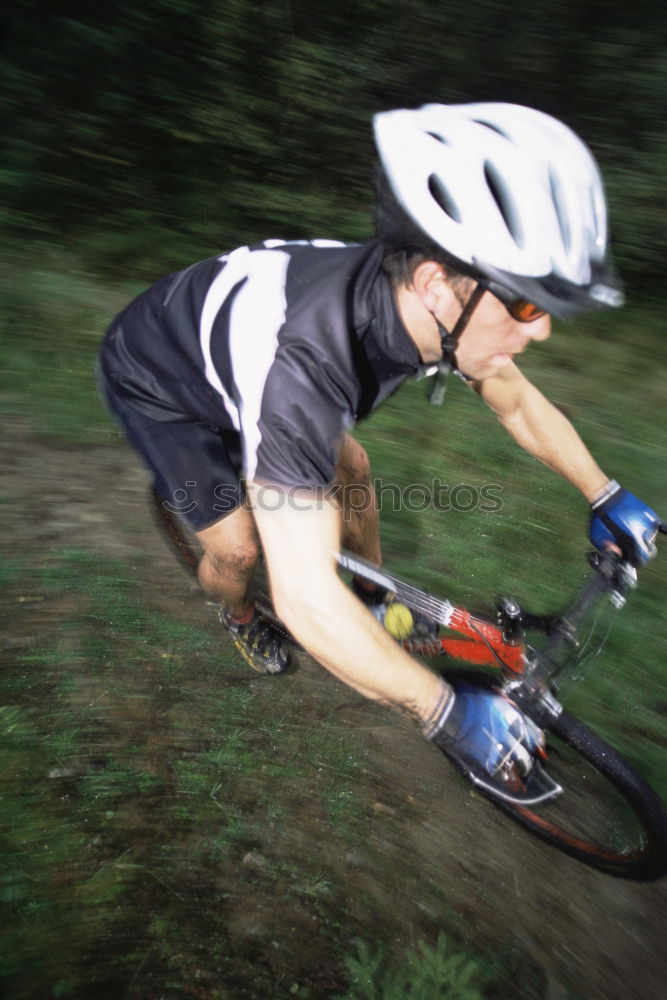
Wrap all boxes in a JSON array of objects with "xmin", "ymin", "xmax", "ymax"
[{"xmin": 451, "ymin": 289, "xmax": 551, "ymax": 381}]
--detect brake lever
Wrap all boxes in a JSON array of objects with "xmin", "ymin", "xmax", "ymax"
[{"xmin": 589, "ymin": 549, "xmax": 637, "ymax": 608}]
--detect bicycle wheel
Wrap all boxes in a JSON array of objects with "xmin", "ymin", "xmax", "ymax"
[
  {"xmin": 492, "ymin": 709, "xmax": 667, "ymax": 880},
  {"xmin": 150, "ymin": 487, "xmax": 200, "ymax": 576}
]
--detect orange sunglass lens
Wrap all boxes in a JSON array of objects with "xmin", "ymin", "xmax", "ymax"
[{"xmin": 511, "ymin": 300, "xmax": 547, "ymax": 322}]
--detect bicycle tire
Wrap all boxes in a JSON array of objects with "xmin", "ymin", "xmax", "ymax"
[
  {"xmin": 150, "ymin": 487, "xmax": 200, "ymax": 577},
  {"xmin": 490, "ymin": 709, "xmax": 667, "ymax": 880}
]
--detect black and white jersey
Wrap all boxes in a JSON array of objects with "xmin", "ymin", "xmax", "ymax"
[{"xmin": 99, "ymin": 238, "xmax": 421, "ymax": 489}]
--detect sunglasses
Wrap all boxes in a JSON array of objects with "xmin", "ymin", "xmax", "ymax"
[
  {"xmin": 505, "ymin": 299, "xmax": 548, "ymax": 323},
  {"xmin": 485, "ymin": 282, "xmax": 548, "ymax": 323}
]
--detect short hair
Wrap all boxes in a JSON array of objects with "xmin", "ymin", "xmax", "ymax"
[{"xmin": 374, "ymin": 166, "xmax": 475, "ymax": 303}]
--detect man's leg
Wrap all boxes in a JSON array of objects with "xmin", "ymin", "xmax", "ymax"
[
  {"xmin": 96, "ymin": 366, "xmax": 287, "ymax": 674},
  {"xmin": 335, "ymin": 434, "xmax": 437, "ymax": 638},
  {"xmin": 195, "ymin": 504, "xmax": 289, "ymax": 675},
  {"xmin": 335, "ymin": 433, "xmax": 382, "ymax": 566},
  {"xmin": 195, "ymin": 503, "xmax": 260, "ymax": 616},
  {"xmin": 196, "ymin": 433, "xmax": 379, "ymax": 610}
]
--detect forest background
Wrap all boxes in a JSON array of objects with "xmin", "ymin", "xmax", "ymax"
[{"xmin": 3, "ymin": 0, "xmax": 667, "ymax": 286}]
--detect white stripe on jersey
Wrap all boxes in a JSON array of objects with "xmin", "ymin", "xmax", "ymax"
[
  {"xmin": 200, "ymin": 241, "xmax": 346, "ymax": 479},
  {"xmin": 199, "ymin": 249, "xmax": 249, "ymax": 430},
  {"xmin": 226, "ymin": 249, "xmax": 291, "ymax": 480}
]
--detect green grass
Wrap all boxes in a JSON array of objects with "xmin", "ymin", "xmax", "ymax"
[
  {"xmin": 0, "ymin": 542, "xmax": 558, "ymax": 999},
  {"xmin": 0, "ymin": 242, "xmax": 142, "ymax": 443},
  {"xmin": 0, "ymin": 547, "xmax": 408, "ymax": 997},
  {"xmin": 337, "ymin": 932, "xmax": 488, "ymax": 1000},
  {"xmin": 0, "ymin": 553, "xmax": 311, "ymax": 991},
  {"xmin": 335, "ymin": 931, "xmax": 571, "ymax": 1000}
]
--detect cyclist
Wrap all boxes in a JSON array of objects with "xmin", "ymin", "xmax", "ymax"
[{"xmin": 98, "ymin": 102, "xmax": 660, "ymax": 792}]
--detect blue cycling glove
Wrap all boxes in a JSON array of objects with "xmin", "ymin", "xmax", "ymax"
[
  {"xmin": 589, "ymin": 481, "xmax": 660, "ymax": 566},
  {"xmin": 424, "ymin": 682, "xmax": 543, "ymax": 780}
]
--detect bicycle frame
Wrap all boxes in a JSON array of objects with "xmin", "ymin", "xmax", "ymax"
[{"xmin": 337, "ymin": 548, "xmax": 636, "ymax": 726}]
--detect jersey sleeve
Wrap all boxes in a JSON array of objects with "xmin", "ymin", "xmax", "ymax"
[{"xmin": 246, "ymin": 346, "xmax": 352, "ymax": 489}]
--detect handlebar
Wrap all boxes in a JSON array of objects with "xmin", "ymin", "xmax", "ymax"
[
  {"xmin": 505, "ymin": 548, "xmax": 640, "ymax": 699},
  {"xmin": 500, "ymin": 549, "xmax": 642, "ymax": 722},
  {"xmin": 539, "ymin": 518, "xmax": 665, "ymax": 645}
]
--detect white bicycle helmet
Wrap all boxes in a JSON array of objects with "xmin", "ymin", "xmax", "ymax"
[{"xmin": 373, "ymin": 102, "xmax": 624, "ymax": 318}]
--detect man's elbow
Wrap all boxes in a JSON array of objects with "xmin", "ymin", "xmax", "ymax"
[
  {"xmin": 270, "ymin": 571, "xmax": 341, "ymax": 640},
  {"xmin": 497, "ymin": 406, "xmax": 524, "ymax": 432}
]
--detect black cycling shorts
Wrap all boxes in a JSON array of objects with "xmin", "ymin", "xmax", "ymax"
[{"xmin": 97, "ymin": 367, "xmax": 245, "ymax": 531}]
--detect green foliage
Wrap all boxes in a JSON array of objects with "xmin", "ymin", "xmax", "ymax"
[
  {"xmin": 2, "ymin": 2, "xmax": 666, "ymax": 285},
  {"xmin": 0, "ymin": 245, "xmax": 130, "ymax": 441},
  {"xmin": 338, "ymin": 933, "xmax": 487, "ymax": 1000}
]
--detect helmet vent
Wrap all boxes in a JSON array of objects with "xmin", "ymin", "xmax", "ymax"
[
  {"xmin": 549, "ymin": 169, "xmax": 572, "ymax": 253},
  {"xmin": 427, "ymin": 174, "xmax": 462, "ymax": 223},
  {"xmin": 426, "ymin": 131, "xmax": 450, "ymax": 145},
  {"xmin": 483, "ymin": 160, "xmax": 524, "ymax": 248},
  {"xmin": 473, "ymin": 119, "xmax": 509, "ymax": 139}
]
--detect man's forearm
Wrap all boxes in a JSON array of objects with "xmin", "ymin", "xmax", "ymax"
[
  {"xmin": 495, "ymin": 381, "xmax": 609, "ymax": 502},
  {"xmin": 248, "ymin": 483, "xmax": 447, "ymax": 726},
  {"xmin": 276, "ymin": 572, "xmax": 447, "ymax": 723}
]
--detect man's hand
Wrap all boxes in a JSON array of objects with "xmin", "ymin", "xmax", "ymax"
[
  {"xmin": 426, "ymin": 682, "xmax": 544, "ymax": 779},
  {"xmin": 590, "ymin": 481, "xmax": 660, "ymax": 566}
]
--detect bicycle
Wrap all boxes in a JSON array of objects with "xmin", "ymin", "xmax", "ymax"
[{"xmin": 153, "ymin": 488, "xmax": 667, "ymax": 881}]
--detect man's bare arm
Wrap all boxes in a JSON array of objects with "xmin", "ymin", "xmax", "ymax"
[
  {"xmin": 247, "ymin": 482, "xmax": 446, "ymax": 724},
  {"xmin": 472, "ymin": 362, "xmax": 609, "ymax": 502}
]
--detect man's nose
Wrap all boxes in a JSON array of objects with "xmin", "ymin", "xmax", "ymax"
[{"xmin": 525, "ymin": 314, "xmax": 551, "ymax": 342}]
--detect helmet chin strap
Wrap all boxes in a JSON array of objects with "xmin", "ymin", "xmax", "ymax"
[
  {"xmin": 437, "ymin": 282, "xmax": 486, "ymax": 368},
  {"xmin": 429, "ymin": 283, "xmax": 485, "ymax": 404}
]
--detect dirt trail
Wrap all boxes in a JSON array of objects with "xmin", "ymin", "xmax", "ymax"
[{"xmin": 2, "ymin": 418, "xmax": 667, "ymax": 1000}]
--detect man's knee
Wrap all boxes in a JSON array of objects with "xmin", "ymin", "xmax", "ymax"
[
  {"xmin": 336, "ymin": 435, "xmax": 372, "ymax": 486},
  {"xmin": 196, "ymin": 505, "xmax": 260, "ymax": 585},
  {"xmin": 205, "ymin": 543, "xmax": 259, "ymax": 579}
]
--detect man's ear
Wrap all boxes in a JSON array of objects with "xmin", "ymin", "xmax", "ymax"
[{"xmin": 410, "ymin": 260, "xmax": 448, "ymax": 310}]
